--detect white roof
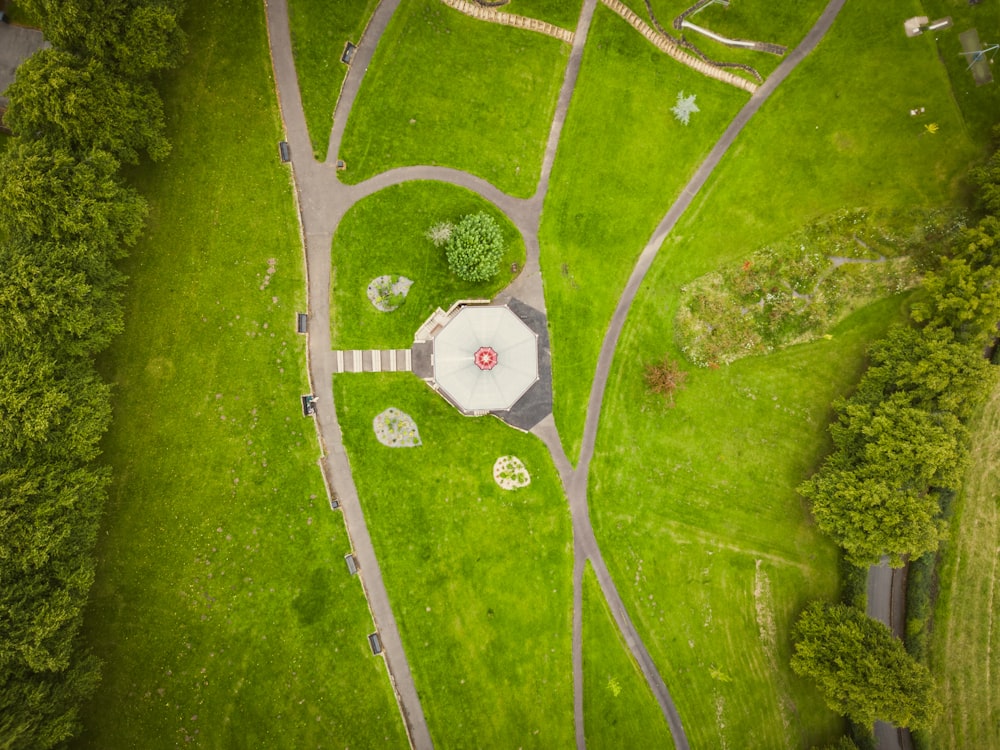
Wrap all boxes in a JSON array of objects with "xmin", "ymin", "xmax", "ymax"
[{"xmin": 433, "ymin": 306, "xmax": 538, "ymax": 412}]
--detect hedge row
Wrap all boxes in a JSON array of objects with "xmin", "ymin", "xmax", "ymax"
[
  {"xmin": 0, "ymin": 2, "xmax": 184, "ymax": 747},
  {"xmin": 791, "ymin": 129, "xmax": 1000, "ymax": 739}
]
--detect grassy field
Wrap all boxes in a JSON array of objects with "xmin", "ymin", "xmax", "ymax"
[
  {"xmin": 334, "ymin": 373, "xmax": 574, "ymax": 747},
  {"xmin": 501, "ymin": 0, "xmax": 583, "ymax": 30},
  {"xmin": 539, "ymin": 5, "xmax": 749, "ymax": 463},
  {"xmin": 74, "ymin": 1, "xmax": 408, "ymax": 747},
  {"xmin": 925, "ymin": 379, "xmax": 1000, "ymax": 749},
  {"xmin": 330, "ymin": 181, "xmax": 526, "ymax": 350},
  {"xmin": 338, "ymin": 0, "xmax": 569, "ymax": 198},
  {"xmin": 920, "ymin": 0, "xmax": 1000, "ymax": 146},
  {"xmin": 586, "ymin": 0, "xmax": 981, "ymax": 745},
  {"xmin": 287, "ymin": 0, "xmax": 380, "ymax": 161},
  {"xmin": 590, "ymin": 297, "xmax": 912, "ymax": 748},
  {"xmin": 621, "ymin": 0, "xmax": 828, "ymax": 79},
  {"xmin": 583, "ymin": 564, "xmax": 675, "ymax": 747}
]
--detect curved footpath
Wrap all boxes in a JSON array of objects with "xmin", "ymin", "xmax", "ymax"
[{"xmin": 265, "ymin": 0, "xmax": 850, "ymax": 747}]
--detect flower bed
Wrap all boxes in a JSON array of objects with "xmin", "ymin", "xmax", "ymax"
[
  {"xmin": 373, "ymin": 407, "xmax": 422, "ymax": 447},
  {"xmin": 675, "ymin": 208, "xmax": 962, "ymax": 366},
  {"xmin": 367, "ymin": 274, "xmax": 413, "ymax": 312},
  {"xmin": 493, "ymin": 455, "xmax": 530, "ymax": 490}
]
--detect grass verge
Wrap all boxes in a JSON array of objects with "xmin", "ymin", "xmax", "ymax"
[
  {"xmin": 924, "ymin": 378, "xmax": 1000, "ymax": 749},
  {"xmin": 338, "ymin": 0, "xmax": 569, "ymax": 197},
  {"xmin": 585, "ymin": 0, "xmax": 981, "ymax": 743},
  {"xmin": 498, "ymin": 0, "xmax": 584, "ymax": 29},
  {"xmin": 287, "ymin": 0, "xmax": 380, "ymax": 161},
  {"xmin": 330, "ymin": 181, "xmax": 526, "ymax": 350},
  {"xmin": 75, "ymin": 1, "xmax": 408, "ymax": 747},
  {"xmin": 583, "ymin": 564, "xmax": 674, "ymax": 747},
  {"xmin": 539, "ymin": 4, "xmax": 749, "ymax": 463},
  {"xmin": 919, "ymin": 0, "xmax": 1000, "ymax": 146},
  {"xmin": 591, "ymin": 295, "xmax": 913, "ymax": 748},
  {"xmin": 334, "ymin": 373, "xmax": 574, "ymax": 747},
  {"xmin": 621, "ymin": 0, "xmax": 829, "ymax": 79}
]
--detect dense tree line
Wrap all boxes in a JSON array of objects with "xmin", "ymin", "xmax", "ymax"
[
  {"xmin": 800, "ymin": 137, "xmax": 1000, "ymax": 568},
  {"xmin": 0, "ymin": 2, "xmax": 184, "ymax": 747},
  {"xmin": 792, "ymin": 130, "xmax": 1000, "ymax": 736}
]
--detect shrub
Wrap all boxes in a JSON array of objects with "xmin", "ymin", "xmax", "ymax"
[
  {"xmin": 444, "ymin": 212, "xmax": 504, "ymax": 282},
  {"xmin": 425, "ymin": 221, "xmax": 453, "ymax": 248},
  {"xmin": 644, "ymin": 357, "xmax": 687, "ymax": 407}
]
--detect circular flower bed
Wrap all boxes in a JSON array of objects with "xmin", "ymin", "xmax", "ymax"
[{"xmin": 493, "ymin": 455, "xmax": 530, "ymax": 490}]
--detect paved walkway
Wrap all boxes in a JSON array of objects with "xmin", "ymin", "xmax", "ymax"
[
  {"xmin": 330, "ymin": 349, "xmax": 412, "ymax": 374},
  {"xmin": 264, "ymin": 0, "xmax": 850, "ymax": 747},
  {"xmin": 868, "ymin": 560, "xmax": 915, "ymax": 750}
]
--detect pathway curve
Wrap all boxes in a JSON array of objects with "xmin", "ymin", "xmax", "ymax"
[{"xmin": 265, "ymin": 0, "xmax": 848, "ymax": 747}]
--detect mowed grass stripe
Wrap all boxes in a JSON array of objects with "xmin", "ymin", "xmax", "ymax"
[
  {"xmin": 76, "ymin": 1, "xmax": 408, "ymax": 747},
  {"xmin": 539, "ymin": 4, "xmax": 748, "ymax": 463},
  {"xmin": 586, "ymin": 0, "xmax": 981, "ymax": 743},
  {"xmin": 589, "ymin": 298, "xmax": 906, "ymax": 747},
  {"xmin": 583, "ymin": 564, "xmax": 674, "ymax": 747},
  {"xmin": 928, "ymin": 379, "xmax": 1000, "ymax": 749},
  {"xmin": 338, "ymin": 0, "xmax": 569, "ymax": 198},
  {"xmin": 334, "ymin": 374, "xmax": 574, "ymax": 747}
]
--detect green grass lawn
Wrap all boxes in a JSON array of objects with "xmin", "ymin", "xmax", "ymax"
[
  {"xmin": 539, "ymin": 5, "xmax": 749, "ymax": 463},
  {"xmin": 621, "ymin": 0, "xmax": 829, "ymax": 79},
  {"xmin": 583, "ymin": 564, "xmax": 675, "ymax": 748},
  {"xmin": 664, "ymin": 0, "xmax": 976, "ymax": 267},
  {"xmin": 919, "ymin": 0, "xmax": 1000, "ymax": 146},
  {"xmin": 74, "ymin": 1, "xmax": 408, "ymax": 747},
  {"xmin": 585, "ymin": 0, "xmax": 984, "ymax": 745},
  {"xmin": 330, "ymin": 181, "xmax": 526, "ymax": 350},
  {"xmin": 334, "ymin": 373, "xmax": 574, "ymax": 747},
  {"xmin": 498, "ymin": 0, "xmax": 584, "ymax": 30},
  {"xmin": 338, "ymin": 0, "xmax": 569, "ymax": 198},
  {"xmin": 925, "ymin": 378, "xmax": 1000, "ymax": 749},
  {"xmin": 591, "ymin": 296, "xmax": 913, "ymax": 749},
  {"xmin": 287, "ymin": 0, "xmax": 380, "ymax": 161}
]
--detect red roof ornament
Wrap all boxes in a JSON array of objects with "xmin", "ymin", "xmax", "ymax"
[{"xmin": 474, "ymin": 346, "xmax": 498, "ymax": 371}]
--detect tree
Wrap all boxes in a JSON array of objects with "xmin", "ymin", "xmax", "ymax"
[
  {"xmin": 910, "ymin": 256, "xmax": 1000, "ymax": 347},
  {"xmin": 0, "ymin": 238, "xmax": 126, "ymax": 357},
  {"xmin": 444, "ymin": 212, "xmax": 505, "ymax": 282},
  {"xmin": 802, "ymin": 463, "xmax": 944, "ymax": 567},
  {"xmin": 0, "ymin": 139, "xmax": 147, "ymax": 248},
  {"xmin": 857, "ymin": 325, "xmax": 995, "ymax": 422},
  {"xmin": 791, "ymin": 602, "xmax": 941, "ymax": 729},
  {"xmin": 643, "ymin": 356, "xmax": 688, "ymax": 406},
  {"xmin": 5, "ymin": 48, "xmax": 170, "ymax": 163},
  {"xmin": 16, "ymin": 0, "xmax": 186, "ymax": 79}
]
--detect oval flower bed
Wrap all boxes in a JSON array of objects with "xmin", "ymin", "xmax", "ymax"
[{"xmin": 493, "ymin": 455, "xmax": 530, "ymax": 490}]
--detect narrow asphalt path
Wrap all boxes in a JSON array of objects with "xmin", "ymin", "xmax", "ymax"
[
  {"xmin": 265, "ymin": 2, "xmax": 434, "ymax": 748},
  {"xmin": 868, "ymin": 560, "xmax": 915, "ymax": 750},
  {"xmin": 548, "ymin": 2, "xmax": 848, "ymax": 749},
  {"xmin": 265, "ymin": 0, "xmax": 850, "ymax": 747}
]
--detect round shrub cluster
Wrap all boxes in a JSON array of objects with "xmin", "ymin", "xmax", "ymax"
[{"xmin": 445, "ymin": 212, "xmax": 505, "ymax": 282}]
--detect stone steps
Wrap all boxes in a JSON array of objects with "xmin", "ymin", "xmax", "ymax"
[{"xmin": 332, "ymin": 349, "xmax": 413, "ymax": 374}]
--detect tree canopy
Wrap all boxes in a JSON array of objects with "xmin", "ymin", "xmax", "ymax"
[
  {"xmin": 5, "ymin": 48, "xmax": 170, "ymax": 163},
  {"xmin": 444, "ymin": 212, "xmax": 506, "ymax": 282},
  {"xmin": 791, "ymin": 602, "xmax": 941, "ymax": 729}
]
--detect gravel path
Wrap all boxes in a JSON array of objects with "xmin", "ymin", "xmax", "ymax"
[{"xmin": 264, "ymin": 0, "xmax": 850, "ymax": 747}]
